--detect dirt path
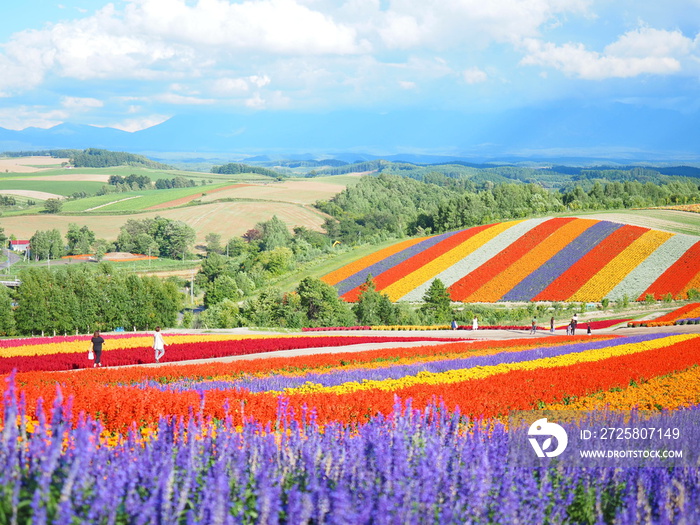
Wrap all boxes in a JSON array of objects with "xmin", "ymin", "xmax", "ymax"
[{"xmin": 84, "ymin": 196, "xmax": 143, "ymax": 211}]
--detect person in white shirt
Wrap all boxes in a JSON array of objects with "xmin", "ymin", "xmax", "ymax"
[{"xmin": 153, "ymin": 326, "xmax": 166, "ymax": 363}]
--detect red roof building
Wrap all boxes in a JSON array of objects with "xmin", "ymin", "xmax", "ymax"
[{"xmin": 9, "ymin": 240, "xmax": 30, "ymax": 252}]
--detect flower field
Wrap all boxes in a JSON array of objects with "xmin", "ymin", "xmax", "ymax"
[
  {"xmin": 2, "ymin": 331, "xmax": 700, "ymax": 523},
  {"xmin": 322, "ymin": 218, "xmax": 700, "ymax": 302},
  {"xmin": 628, "ymin": 302, "xmax": 700, "ymax": 327}
]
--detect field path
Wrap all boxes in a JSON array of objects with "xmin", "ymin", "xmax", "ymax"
[
  {"xmin": 85, "ymin": 195, "xmax": 142, "ymax": 211},
  {"xmin": 146, "ymin": 184, "xmax": 251, "ymax": 210},
  {"xmin": 108, "ymin": 323, "xmax": 700, "ymax": 369}
]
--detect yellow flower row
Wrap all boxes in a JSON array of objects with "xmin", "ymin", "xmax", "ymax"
[
  {"xmin": 544, "ymin": 365, "xmax": 700, "ymax": 411},
  {"xmin": 0, "ymin": 333, "xmax": 300, "ymax": 358},
  {"xmin": 276, "ymin": 334, "xmax": 698, "ymax": 395},
  {"xmin": 569, "ymin": 229, "xmax": 673, "ymax": 302},
  {"xmin": 469, "ymin": 219, "xmax": 595, "ymax": 302},
  {"xmin": 383, "ymin": 221, "xmax": 519, "ymax": 302}
]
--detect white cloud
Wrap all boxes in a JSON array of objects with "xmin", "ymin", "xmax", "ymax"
[
  {"xmin": 155, "ymin": 93, "xmax": 216, "ymax": 105},
  {"xmin": 212, "ymin": 75, "xmax": 272, "ymax": 96},
  {"xmin": 107, "ymin": 114, "xmax": 170, "ymax": 132},
  {"xmin": 398, "ymin": 80, "xmax": 417, "ymax": 89},
  {"xmin": 463, "ymin": 67, "xmax": 488, "ymax": 84},
  {"xmin": 0, "ymin": 106, "xmax": 68, "ymax": 130},
  {"xmin": 123, "ymin": 0, "xmax": 365, "ymax": 54},
  {"xmin": 61, "ymin": 96, "xmax": 104, "ymax": 110},
  {"xmin": 376, "ymin": 0, "xmax": 592, "ymax": 49},
  {"xmin": 520, "ymin": 27, "xmax": 693, "ymax": 79}
]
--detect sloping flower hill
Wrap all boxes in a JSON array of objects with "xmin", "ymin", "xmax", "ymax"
[
  {"xmin": 323, "ymin": 217, "xmax": 700, "ymax": 302},
  {"xmin": 2, "ymin": 333, "xmax": 700, "ymax": 522}
]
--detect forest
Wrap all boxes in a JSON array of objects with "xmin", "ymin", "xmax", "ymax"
[
  {"xmin": 317, "ymin": 174, "xmax": 700, "ymax": 245},
  {"xmin": 70, "ymin": 148, "xmax": 171, "ymax": 169}
]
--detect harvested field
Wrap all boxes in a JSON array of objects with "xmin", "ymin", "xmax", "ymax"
[
  {"xmin": 0, "ymin": 156, "xmax": 69, "ymax": 173},
  {"xmin": 198, "ymin": 179, "xmax": 348, "ymax": 205},
  {"xmin": 0, "ymin": 201, "xmax": 327, "ymax": 244},
  {"xmin": 0, "ymin": 189, "xmax": 63, "ymax": 200}
]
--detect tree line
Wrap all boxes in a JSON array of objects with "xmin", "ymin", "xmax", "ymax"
[
  {"xmin": 0, "ymin": 264, "xmax": 182, "ymax": 336},
  {"xmin": 23, "ymin": 217, "xmax": 196, "ymax": 261},
  {"xmin": 210, "ymin": 162, "xmax": 281, "ymax": 178},
  {"xmin": 70, "ymin": 148, "xmax": 171, "ymax": 169}
]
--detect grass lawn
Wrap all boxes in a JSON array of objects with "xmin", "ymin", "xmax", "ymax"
[{"xmin": 268, "ymin": 238, "xmax": 408, "ymax": 293}]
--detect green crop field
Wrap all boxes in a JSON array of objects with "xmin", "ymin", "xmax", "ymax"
[
  {"xmin": 60, "ymin": 183, "xmax": 231, "ymax": 213},
  {"xmin": 0, "ymin": 180, "xmax": 105, "ymax": 196}
]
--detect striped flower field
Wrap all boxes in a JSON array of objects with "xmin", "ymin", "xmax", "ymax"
[
  {"xmin": 323, "ymin": 218, "xmax": 700, "ymax": 302},
  {"xmin": 1, "ymin": 332, "xmax": 700, "ymax": 523}
]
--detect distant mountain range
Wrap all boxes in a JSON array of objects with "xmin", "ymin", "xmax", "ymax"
[{"xmin": 2, "ymin": 104, "xmax": 699, "ymax": 165}]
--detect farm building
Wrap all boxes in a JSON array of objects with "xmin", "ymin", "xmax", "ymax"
[{"xmin": 9, "ymin": 240, "xmax": 30, "ymax": 252}]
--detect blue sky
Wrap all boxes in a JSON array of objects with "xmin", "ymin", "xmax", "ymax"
[{"xmin": 1, "ymin": 0, "xmax": 699, "ymax": 134}]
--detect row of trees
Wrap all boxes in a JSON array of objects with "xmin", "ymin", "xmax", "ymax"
[
  {"xmin": 193, "ymin": 275, "xmax": 578, "ymax": 330},
  {"xmin": 70, "ymin": 148, "xmax": 170, "ymax": 169},
  {"xmin": 210, "ymin": 162, "xmax": 281, "ymax": 178},
  {"xmin": 25, "ymin": 217, "xmax": 196, "ymax": 261},
  {"xmin": 5, "ymin": 264, "xmax": 182, "ymax": 335},
  {"xmin": 116, "ymin": 217, "xmax": 196, "ymax": 259}
]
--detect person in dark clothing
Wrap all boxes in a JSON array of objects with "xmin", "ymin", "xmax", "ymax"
[{"xmin": 91, "ymin": 330, "xmax": 105, "ymax": 367}]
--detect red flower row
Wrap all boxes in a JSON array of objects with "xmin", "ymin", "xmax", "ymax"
[{"xmin": 0, "ymin": 335, "xmax": 459, "ymax": 374}]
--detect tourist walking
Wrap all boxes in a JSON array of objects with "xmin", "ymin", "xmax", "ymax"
[
  {"xmin": 550, "ymin": 316, "xmax": 555, "ymax": 334},
  {"xmin": 530, "ymin": 318, "xmax": 537, "ymax": 334},
  {"xmin": 153, "ymin": 326, "xmax": 166, "ymax": 363},
  {"xmin": 472, "ymin": 316, "xmax": 479, "ymax": 331},
  {"xmin": 91, "ymin": 330, "xmax": 105, "ymax": 367},
  {"xmin": 451, "ymin": 319, "xmax": 458, "ymax": 330}
]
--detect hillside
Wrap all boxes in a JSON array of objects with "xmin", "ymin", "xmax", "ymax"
[
  {"xmin": 0, "ymin": 156, "xmax": 355, "ymax": 245},
  {"xmin": 322, "ymin": 217, "xmax": 700, "ymax": 303}
]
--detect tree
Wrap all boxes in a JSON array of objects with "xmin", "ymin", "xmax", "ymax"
[
  {"xmin": 44, "ymin": 198, "xmax": 63, "ymax": 214},
  {"xmin": 352, "ymin": 275, "xmax": 397, "ymax": 326},
  {"xmin": 204, "ymin": 274, "xmax": 241, "ymax": 307},
  {"xmin": 66, "ymin": 223, "xmax": 96, "ymax": 255},
  {"xmin": 29, "ymin": 229, "xmax": 64, "ymax": 261},
  {"xmin": 258, "ymin": 216, "xmax": 292, "ymax": 251},
  {"xmin": 205, "ymin": 233, "xmax": 223, "ymax": 254},
  {"xmin": 421, "ymin": 279, "xmax": 453, "ymax": 323},
  {"xmin": 296, "ymin": 277, "xmax": 354, "ymax": 327},
  {"xmin": 0, "ymin": 285, "xmax": 15, "ymax": 336}
]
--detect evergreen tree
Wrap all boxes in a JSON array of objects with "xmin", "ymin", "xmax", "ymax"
[
  {"xmin": 421, "ymin": 279, "xmax": 453, "ymax": 323},
  {"xmin": 353, "ymin": 275, "xmax": 397, "ymax": 326},
  {"xmin": 296, "ymin": 277, "xmax": 354, "ymax": 327},
  {"xmin": 0, "ymin": 286, "xmax": 15, "ymax": 336}
]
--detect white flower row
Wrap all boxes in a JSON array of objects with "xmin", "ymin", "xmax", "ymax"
[
  {"xmin": 605, "ymin": 234, "xmax": 698, "ymax": 300},
  {"xmin": 399, "ymin": 218, "xmax": 549, "ymax": 301}
]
